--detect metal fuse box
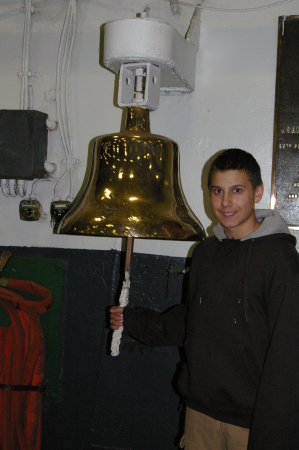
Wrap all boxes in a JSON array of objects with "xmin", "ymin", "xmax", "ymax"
[{"xmin": 0, "ymin": 110, "xmax": 48, "ymax": 179}]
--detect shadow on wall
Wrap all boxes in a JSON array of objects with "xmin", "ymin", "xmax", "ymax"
[{"xmin": 201, "ymin": 150, "xmax": 223, "ymax": 237}]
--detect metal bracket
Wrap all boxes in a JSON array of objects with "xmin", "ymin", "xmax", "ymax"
[
  {"xmin": 0, "ymin": 251, "xmax": 12, "ymax": 273},
  {"xmin": 166, "ymin": 264, "xmax": 189, "ymax": 298},
  {"xmin": 0, "ymin": 251, "xmax": 12, "ymax": 286},
  {"xmin": 118, "ymin": 63, "xmax": 161, "ymax": 110},
  {"xmin": 103, "ymin": 15, "xmax": 199, "ymax": 95},
  {"xmin": 186, "ymin": 5, "xmax": 202, "ymax": 52},
  {"xmin": 170, "ymin": 0, "xmax": 181, "ymax": 15}
]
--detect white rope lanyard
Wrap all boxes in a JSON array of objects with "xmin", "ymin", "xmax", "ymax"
[{"xmin": 111, "ymin": 270, "xmax": 130, "ymax": 356}]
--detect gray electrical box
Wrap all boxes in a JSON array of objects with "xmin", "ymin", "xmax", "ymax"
[{"xmin": 0, "ymin": 110, "xmax": 48, "ymax": 179}]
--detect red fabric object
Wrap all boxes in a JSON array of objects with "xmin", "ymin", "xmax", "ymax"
[{"xmin": 0, "ymin": 279, "xmax": 52, "ymax": 450}]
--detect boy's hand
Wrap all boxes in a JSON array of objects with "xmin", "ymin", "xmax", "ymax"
[{"xmin": 110, "ymin": 306, "xmax": 124, "ymax": 330}]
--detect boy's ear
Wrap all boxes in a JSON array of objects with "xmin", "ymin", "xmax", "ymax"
[{"xmin": 255, "ymin": 183, "xmax": 264, "ymax": 204}]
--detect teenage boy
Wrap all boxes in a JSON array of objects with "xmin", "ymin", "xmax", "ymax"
[{"xmin": 110, "ymin": 149, "xmax": 299, "ymax": 450}]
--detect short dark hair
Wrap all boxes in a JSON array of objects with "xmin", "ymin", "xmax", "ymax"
[{"xmin": 208, "ymin": 148, "xmax": 263, "ymax": 189}]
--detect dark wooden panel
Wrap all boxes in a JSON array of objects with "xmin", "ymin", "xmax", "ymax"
[
  {"xmin": 272, "ymin": 16, "xmax": 299, "ymax": 227},
  {"xmin": 0, "ymin": 246, "xmax": 188, "ymax": 450}
]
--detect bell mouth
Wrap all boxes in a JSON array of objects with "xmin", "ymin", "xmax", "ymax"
[{"xmin": 57, "ymin": 203, "xmax": 204, "ymax": 241}]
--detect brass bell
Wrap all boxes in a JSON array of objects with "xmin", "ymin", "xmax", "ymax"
[{"xmin": 57, "ymin": 107, "xmax": 205, "ymax": 241}]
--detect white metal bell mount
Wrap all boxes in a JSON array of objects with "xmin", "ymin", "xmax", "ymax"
[
  {"xmin": 118, "ymin": 63, "xmax": 161, "ymax": 111},
  {"xmin": 103, "ymin": 17, "xmax": 198, "ymax": 105}
]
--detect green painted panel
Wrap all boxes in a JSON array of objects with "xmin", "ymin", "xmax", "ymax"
[{"xmin": 0, "ymin": 256, "xmax": 63, "ymax": 402}]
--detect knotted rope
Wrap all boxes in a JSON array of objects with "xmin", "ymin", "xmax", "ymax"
[{"xmin": 111, "ymin": 270, "xmax": 130, "ymax": 356}]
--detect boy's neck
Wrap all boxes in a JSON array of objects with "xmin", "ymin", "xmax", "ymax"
[{"xmin": 224, "ymin": 217, "xmax": 260, "ymax": 240}]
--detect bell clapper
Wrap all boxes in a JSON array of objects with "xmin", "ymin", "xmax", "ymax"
[{"xmin": 111, "ymin": 236, "xmax": 134, "ymax": 356}]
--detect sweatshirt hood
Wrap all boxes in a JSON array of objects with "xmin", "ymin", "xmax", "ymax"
[{"xmin": 213, "ymin": 209, "xmax": 293, "ymax": 242}]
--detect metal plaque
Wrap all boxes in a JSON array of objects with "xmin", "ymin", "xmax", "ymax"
[{"xmin": 272, "ymin": 16, "xmax": 299, "ymax": 229}]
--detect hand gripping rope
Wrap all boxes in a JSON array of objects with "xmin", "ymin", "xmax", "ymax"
[
  {"xmin": 0, "ymin": 278, "xmax": 52, "ymax": 450},
  {"xmin": 110, "ymin": 269, "xmax": 130, "ymax": 356},
  {"xmin": 110, "ymin": 237, "xmax": 133, "ymax": 357}
]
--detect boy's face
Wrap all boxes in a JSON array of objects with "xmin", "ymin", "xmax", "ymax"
[{"xmin": 209, "ymin": 169, "xmax": 264, "ymax": 239}]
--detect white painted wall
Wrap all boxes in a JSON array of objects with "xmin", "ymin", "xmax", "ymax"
[{"xmin": 0, "ymin": 0, "xmax": 298, "ymax": 257}]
